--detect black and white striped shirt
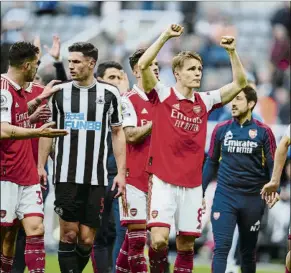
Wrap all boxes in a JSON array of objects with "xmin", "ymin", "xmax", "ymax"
[{"xmin": 52, "ymin": 80, "xmax": 122, "ymax": 185}]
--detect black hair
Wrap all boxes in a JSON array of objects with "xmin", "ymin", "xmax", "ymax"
[
  {"xmin": 129, "ymin": 48, "xmax": 147, "ymax": 70},
  {"xmin": 68, "ymin": 42, "xmax": 98, "ymax": 61},
  {"xmin": 96, "ymin": 61, "xmax": 123, "ymax": 78},
  {"xmin": 242, "ymin": 86, "xmax": 258, "ymax": 111},
  {"xmin": 8, "ymin": 42, "xmax": 39, "ymax": 67}
]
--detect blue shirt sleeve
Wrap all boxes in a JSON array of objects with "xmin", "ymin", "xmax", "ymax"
[{"xmin": 202, "ymin": 124, "xmax": 222, "ymax": 197}]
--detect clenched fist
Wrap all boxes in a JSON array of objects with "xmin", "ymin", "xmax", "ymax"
[
  {"xmin": 220, "ymin": 36, "xmax": 236, "ymax": 52},
  {"xmin": 163, "ymin": 24, "xmax": 184, "ymax": 40}
]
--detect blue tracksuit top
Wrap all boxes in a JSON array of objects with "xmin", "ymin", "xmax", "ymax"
[{"xmin": 203, "ymin": 118, "xmax": 276, "ymax": 195}]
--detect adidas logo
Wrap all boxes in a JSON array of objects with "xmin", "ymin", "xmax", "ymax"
[
  {"xmin": 15, "ymin": 102, "xmax": 19, "ymax": 108},
  {"xmin": 141, "ymin": 108, "xmax": 148, "ymax": 114},
  {"xmin": 172, "ymin": 103, "xmax": 180, "ymax": 110}
]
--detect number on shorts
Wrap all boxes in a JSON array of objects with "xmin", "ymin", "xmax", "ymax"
[
  {"xmin": 196, "ymin": 208, "xmax": 202, "ymax": 230},
  {"xmin": 36, "ymin": 191, "xmax": 43, "ymax": 205},
  {"xmin": 100, "ymin": 198, "xmax": 104, "ymax": 214}
]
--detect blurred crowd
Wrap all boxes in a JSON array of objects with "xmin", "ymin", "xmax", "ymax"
[{"xmin": 1, "ymin": 0, "xmax": 290, "ymax": 265}]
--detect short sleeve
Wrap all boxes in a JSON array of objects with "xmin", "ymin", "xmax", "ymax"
[
  {"xmin": 284, "ymin": 124, "xmax": 290, "ymax": 139},
  {"xmin": 146, "ymin": 81, "xmax": 171, "ymax": 103},
  {"xmin": 1, "ymin": 89, "xmax": 13, "ymax": 123},
  {"xmin": 109, "ymin": 88, "xmax": 123, "ymax": 126},
  {"xmin": 200, "ymin": 89, "xmax": 222, "ymax": 112},
  {"xmin": 121, "ymin": 96, "xmax": 137, "ymax": 128}
]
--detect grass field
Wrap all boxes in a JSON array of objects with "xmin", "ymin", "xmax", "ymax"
[{"xmin": 24, "ymin": 254, "xmax": 283, "ymax": 273}]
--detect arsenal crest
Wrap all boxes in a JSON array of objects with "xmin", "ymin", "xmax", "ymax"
[
  {"xmin": 249, "ymin": 129, "xmax": 257, "ymax": 139},
  {"xmin": 151, "ymin": 210, "xmax": 158, "ymax": 219},
  {"xmin": 130, "ymin": 208, "xmax": 137, "ymax": 217},
  {"xmin": 213, "ymin": 212, "xmax": 220, "ymax": 220},
  {"xmin": 0, "ymin": 210, "xmax": 7, "ymax": 218},
  {"xmin": 193, "ymin": 105, "xmax": 201, "ymax": 114}
]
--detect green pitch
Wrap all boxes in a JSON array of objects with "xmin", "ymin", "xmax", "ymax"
[{"xmin": 24, "ymin": 254, "xmax": 283, "ymax": 273}]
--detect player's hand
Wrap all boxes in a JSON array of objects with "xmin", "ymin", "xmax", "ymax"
[
  {"xmin": 202, "ymin": 198, "xmax": 206, "ymax": 214},
  {"xmin": 118, "ymin": 71, "xmax": 130, "ymax": 94},
  {"xmin": 29, "ymin": 105, "xmax": 51, "ymax": 124},
  {"xmin": 163, "ymin": 24, "xmax": 184, "ymax": 40},
  {"xmin": 38, "ymin": 122, "xmax": 68, "ymax": 138},
  {"xmin": 260, "ymin": 180, "xmax": 280, "ymax": 200},
  {"xmin": 39, "ymin": 80, "xmax": 62, "ymax": 100},
  {"xmin": 265, "ymin": 192, "xmax": 280, "ymax": 209},
  {"xmin": 33, "ymin": 35, "xmax": 42, "ymax": 60},
  {"xmin": 111, "ymin": 173, "xmax": 126, "ymax": 198},
  {"xmin": 44, "ymin": 35, "xmax": 61, "ymax": 61},
  {"xmin": 38, "ymin": 166, "xmax": 48, "ymax": 187},
  {"xmin": 220, "ymin": 36, "xmax": 236, "ymax": 52}
]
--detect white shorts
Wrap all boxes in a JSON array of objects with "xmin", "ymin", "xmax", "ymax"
[
  {"xmin": 0, "ymin": 181, "xmax": 44, "ymax": 226},
  {"xmin": 119, "ymin": 184, "xmax": 147, "ymax": 226},
  {"xmin": 147, "ymin": 175, "xmax": 202, "ymax": 237}
]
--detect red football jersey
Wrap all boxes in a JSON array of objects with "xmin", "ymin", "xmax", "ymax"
[
  {"xmin": 146, "ymin": 82, "xmax": 222, "ymax": 188},
  {"xmin": 0, "ymin": 75, "xmax": 39, "ymax": 186},
  {"xmin": 122, "ymin": 85, "xmax": 154, "ymax": 192},
  {"xmin": 25, "ymin": 82, "xmax": 48, "ymax": 165}
]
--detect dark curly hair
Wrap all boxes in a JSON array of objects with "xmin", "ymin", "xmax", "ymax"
[
  {"xmin": 68, "ymin": 42, "xmax": 98, "ymax": 61},
  {"xmin": 8, "ymin": 42, "xmax": 39, "ymax": 67}
]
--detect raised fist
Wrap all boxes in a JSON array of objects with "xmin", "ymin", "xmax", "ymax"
[
  {"xmin": 220, "ymin": 36, "xmax": 236, "ymax": 52},
  {"xmin": 163, "ymin": 24, "xmax": 184, "ymax": 39}
]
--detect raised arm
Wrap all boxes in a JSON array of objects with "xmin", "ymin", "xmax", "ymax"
[
  {"xmin": 218, "ymin": 37, "xmax": 248, "ymax": 105},
  {"xmin": 138, "ymin": 24, "xmax": 184, "ymax": 93}
]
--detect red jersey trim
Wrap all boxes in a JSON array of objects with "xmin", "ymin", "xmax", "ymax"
[
  {"xmin": 23, "ymin": 213, "xmax": 44, "ymax": 219},
  {"xmin": 0, "ymin": 218, "xmax": 18, "ymax": 227},
  {"xmin": 120, "ymin": 220, "xmax": 147, "ymax": 227},
  {"xmin": 177, "ymin": 231, "xmax": 202, "ymax": 237},
  {"xmin": 147, "ymin": 222, "xmax": 171, "ymax": 230}
]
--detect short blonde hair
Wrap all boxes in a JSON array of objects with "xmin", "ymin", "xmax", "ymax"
[{"xmin": 172, "ymin": 51, "xmax": 202, "ymax": 74}]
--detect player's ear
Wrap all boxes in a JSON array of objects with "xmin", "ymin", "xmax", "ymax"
[
  {"xmin": 248, "ymin": 101, "xmax": 255, "ymax": 110},
  {"xmin": 23, "ymin": 62, "xmax": 30, "ymax": 70},
  {"xmin": 174, "ymin": 69, "xmax": 180, "ymax": 80},
  {"xmin": 89, "ymin": 59, "xmax": 96, "ymax": 69},
  {"xmin": 133, "ymin": 67, "xmax": 140, "ymax": 78}
]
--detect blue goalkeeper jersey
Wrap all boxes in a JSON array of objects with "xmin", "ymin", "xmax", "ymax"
[{"xmin": 203, "ymin": 117, "xmax": 276, "ymax": 195}]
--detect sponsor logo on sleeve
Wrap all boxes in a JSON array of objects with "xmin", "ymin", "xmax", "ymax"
[{"xmin": 1, "ymin": 94, "xmax": 7, "ymax": 106}]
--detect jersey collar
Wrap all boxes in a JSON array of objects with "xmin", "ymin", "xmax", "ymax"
[
  {"xmin": 25, "ymin": 82, "xmax": 33, "ymax": 93},
  {"xmin": 133, "ymin": 84, "xmax": 149, "ymax": 101},
  {"xmin": 173, "ymin": 87, "xmax": 196, "ymax": 102},
  {"xmin": 233, "ymin": 117, "xmax": 253, "ymax": 126},
  {"xmin": 1, "ymin": 74, "xmax": 22, "ymax": 91}
]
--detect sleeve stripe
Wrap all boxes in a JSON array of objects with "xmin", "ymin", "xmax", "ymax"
[
  {"xmin": 208, "ymin": 120, "xmax": 231, "ymax": 158},
  {"xmin": 253, "ymin": 119, "xmax": 276, "ymax": 160},
  {"xmin": 1, "ymin": 78, "xmax": 9, "ymax": 90}
]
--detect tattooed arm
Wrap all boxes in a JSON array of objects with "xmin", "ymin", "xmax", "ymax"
[
  {"xmin": 123, "ymin": 122, "xmax": 152, "ymax": 145},
  {"xmin": 27, "ymin": 80, "xmax": 62, "ymax": 115}
]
